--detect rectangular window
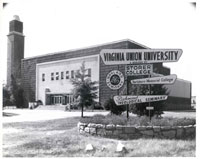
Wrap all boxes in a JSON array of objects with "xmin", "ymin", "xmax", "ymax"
[
  {"xmin": 71, "ymin": 70, "xmax": 74, "ymax": 79},
  {"xmin": 88, "ymin": 68, "xmax": 91, "ymax": 77},
  {"xmin": 66, "ymin": 71, "xmax": 69, "ymax": 79},
  {"xmin": 76, "ymin": 70, "xmax": 80, "ymax": 78},
  {"xmin": 51, "ymin": 96, "xmax": 54, "ymax": 104},
  {"xmin": 61, "ymin": 72, "xmax": 64, "ymax": 79},
  {"xmin": 51, "ymin": 73, "xmax": 54, "ymax": 81},
  {"xmin": 42, "ymin": 73, "xmax": 45, "ymax": 81},
  {"xmin": 56, "ymin": 72, "xmax": 59, "ymax": 80}
]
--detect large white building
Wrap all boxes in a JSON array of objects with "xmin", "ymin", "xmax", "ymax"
[{"xmin": 36, "ymin": 55, "xmax": 99, "ymax": 105}]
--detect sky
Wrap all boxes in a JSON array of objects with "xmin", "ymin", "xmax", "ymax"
[{"xmin": 0, "ymin": 0, "xmax": 199, "ymax": 97}]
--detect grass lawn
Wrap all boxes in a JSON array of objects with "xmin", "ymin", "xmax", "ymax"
[{"xmin": 3, "ymin": 116, "xmax": 196, "ymax": 157}]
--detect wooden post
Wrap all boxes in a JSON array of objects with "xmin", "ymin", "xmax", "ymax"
[{"xmin": 81, "ymin": 103, "xmax": 84, "ymax": 118}]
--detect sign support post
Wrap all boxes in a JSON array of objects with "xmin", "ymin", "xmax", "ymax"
[
  {"xmin": 126, "ymin": 76, "xmax": 129, "ymax": 119},
  {"xmin": 117, "ymin": 65, "xmax": 120, "ymax": 95},
  {"xmin": 148, "ymin": 74, "xmax": 152, "ymax": 121}
]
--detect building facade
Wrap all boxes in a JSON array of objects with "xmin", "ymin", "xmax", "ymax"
[{"xmin": 7, "ymin": 17, "xmax": 192, "ymax": 110}]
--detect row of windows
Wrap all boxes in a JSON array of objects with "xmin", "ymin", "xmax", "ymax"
[{"xmin": 42, "ymin": 68, "xmax": 91, "ymax": 82}]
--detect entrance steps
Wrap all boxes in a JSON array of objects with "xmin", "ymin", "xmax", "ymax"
[{"xmin": 35, "ymin": 105, "xmax": 66, "ymax": 111}]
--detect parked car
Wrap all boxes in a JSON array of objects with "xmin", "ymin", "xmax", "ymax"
[{"xmin": 92, "ymin": 102, "xmax": 104, "ymax": 110}]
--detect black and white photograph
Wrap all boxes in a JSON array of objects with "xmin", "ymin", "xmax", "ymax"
[{"xmin": 0, "ymin": 0, "xmax": 198, "ymax": 157}]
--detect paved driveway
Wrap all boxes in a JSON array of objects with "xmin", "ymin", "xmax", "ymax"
[{"xmin": 2, "ymin": 109, "xmax": 109, "ymax": 123}]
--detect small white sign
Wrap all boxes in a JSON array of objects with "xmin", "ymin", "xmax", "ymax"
[
  {"xmin": 137, "ymin": 95, "xmax": 168, "ymax": 103},
  {"xmin": 125, "ymin": 64, "xmax": 153, "ymax": 76},
  {"xmin": 131, "ymin": 74, "xmax": 177, "ymax": 84},
  {"xmin": 146, "ymin": 106, "xmax": 154, "ymax": 110},
  {"xmin": 106, "ymin": 70, "xmax": 124, "ymax": 90},
  {"xmin": 114, "ymin": 95, "xmax": 138, "ymax": 105},
  {"xmin": 100, "ymin": 49, "xmax": 183, "ymax": 65}
]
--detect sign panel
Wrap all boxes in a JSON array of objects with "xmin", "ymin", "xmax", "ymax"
[
  {"xmin": 131, "ymin": 74, "xmax": 177, "ymax": 84},
  {"xmin": 114, "ymin": 95, "xmax": 138, "ymax": 105},
  {"xmin": 136, "ymin": 95, "xmax": 168, "ymax": 103},
  {"xmin": 146, "ymin": 106, "xmax": 154, "ymax": 110},
  {"xmin": 125, "ymin": 64, "xmax": 153, "ymax": 76},
  {"xmin": 114, "ymin": 95, "xmax": 168, "ymax": 105},
  {"xmin": 100, "ymin": 49, "xmax": 183, "ymax": 65},
  {"xmin": 106, "ymin": 70, "xmax": 124, "ymax": 90}
]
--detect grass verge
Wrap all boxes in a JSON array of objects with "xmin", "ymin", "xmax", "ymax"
[{"xmin": 3, "ymin": 116, "xmax": 196, "ymax": 157}]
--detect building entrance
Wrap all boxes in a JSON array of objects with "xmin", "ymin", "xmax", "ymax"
[
  {"xmin": 48, "ymin": 94, "xmax": 75, "ymax": 105},
  {"xmin": 51, "ymin": 95, "xmax": 62, "ymax": 105}
]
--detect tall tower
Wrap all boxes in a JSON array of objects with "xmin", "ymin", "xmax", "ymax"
[{"xmin": 7, "ymin": 15, "xmax": 24, "ymax": 86}]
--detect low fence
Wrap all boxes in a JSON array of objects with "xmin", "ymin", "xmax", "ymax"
[{"xmin": 78, "ymin": 122, "xmax": 195, "ymax": 140}]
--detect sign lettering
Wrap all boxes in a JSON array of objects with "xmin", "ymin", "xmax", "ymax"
[
  {"xmin": 131, "ymin": 74, "xmax": 177, "ymax": 84},
  {"xmin": 100, "ymin": 49, "xmax": 182, "ymax": 65},
  {"xmin": 113, "ymin": 95, "xmax": 168, "ymax": 105},
  {"xmin": 114, "ymin": 95, "xmax": 138, "ymax": 105},
  {"xmin": 125, "ymin": 64, "xmax": 153, "ymax": 76},
  {"xmin": 136, "ymin": 95, "xmax": 168, "ymax": 103}
]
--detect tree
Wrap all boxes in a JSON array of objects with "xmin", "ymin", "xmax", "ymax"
[
  {"xmin": 71, "ymin": 61, "xmax": 98, "ymax": 117},
  {"xmin": 10, "ymin": 75, "xmax": 24, "ymax": 108},
  {"xmin": 104, "ymin": 98, "xmax": 126, "ymax": 115},
  {"xmin": 129, "ymin": 75, "xmax": 169, "ymax": 117},
  {"xmin": 3, "ymin": 84, "xmax": 13, "ymax": 107}
]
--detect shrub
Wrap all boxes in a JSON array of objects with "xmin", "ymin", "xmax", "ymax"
[
  {"xmin": 80, "ymin": 114, "xmax": 127, "ymax": 125},
  {"xmin": 129, "ymin": 79, "xmax": 169, "ymax": 117},
  {"xmin": 80, "ymin": 115, "xmax": 196, "ymax": 126},
  {"xmin": 149, "ymin": 117, "xmax": 196, "ymax": 126},
  {"xmin": 80, "ymin": 114, "xmax": 106, "ymax": 124},
  {"xmin": 10, "ymin": 75, "xmax": 24, "ymax": 108},
  {"xmin": 127, "ymin": 116, "xmax": 150, "ymax": 126},
  {"xmin": 104, "ymin": 114, "xmax": 127, "ymax": 125},
  {"xmin": 104, "ymin": 98, "xmax": 126, "ymax": 115},
  {"xmin": 3, "ymin": 84, "xmax": 13, "ymax": 107}
]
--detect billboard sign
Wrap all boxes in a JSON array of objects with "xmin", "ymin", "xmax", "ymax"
[
  {"xmin": 114, "ymin": 95, "xmax": 138, "ymax": 105},
  {"xmin": 106, "ymin": 70, "xmax": 124, "ymax": 90},
  {"xmin": 136, "ymin": 95, "xmax": 168, "ymax": 103},
  {"xmin": 100, "ymin": 49, "xmax": 182, "ymax": 65},
  {"xmin": 131, "ymin": 74, "xmax": 177, "ymax": 84},
  {"xmin": 125, "ymin": 64, "xmax": 153, "ymax": 76}
]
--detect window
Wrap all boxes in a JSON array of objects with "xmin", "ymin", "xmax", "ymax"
[
  {"xmin": 42, "ymin": 73, "xmax": 45, "ymax": 81},
  {"xmin": 56, "ymin": 72, "xmax": 59, "ymax": 80},
  {"xmin": 61, "ymin": 72, "xmax": 64, "ymax": 80},
  {"xmin": 51, "ymin": 73, "xmax": 54, "ymax": 81},
  {"xmin": 71, "ymin": 70, "xmax": 74, "ymax": 79},
  {"xmin": 88, "ymin": 68, "xmax": 91, "ymax": 77},
  {"xmin": 76, "ymin": 70, "xmax": 80, "ymax": 78},
  {"xmin": 66, "ymin": 71, "xmax": 69, "ymax": 79}
]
